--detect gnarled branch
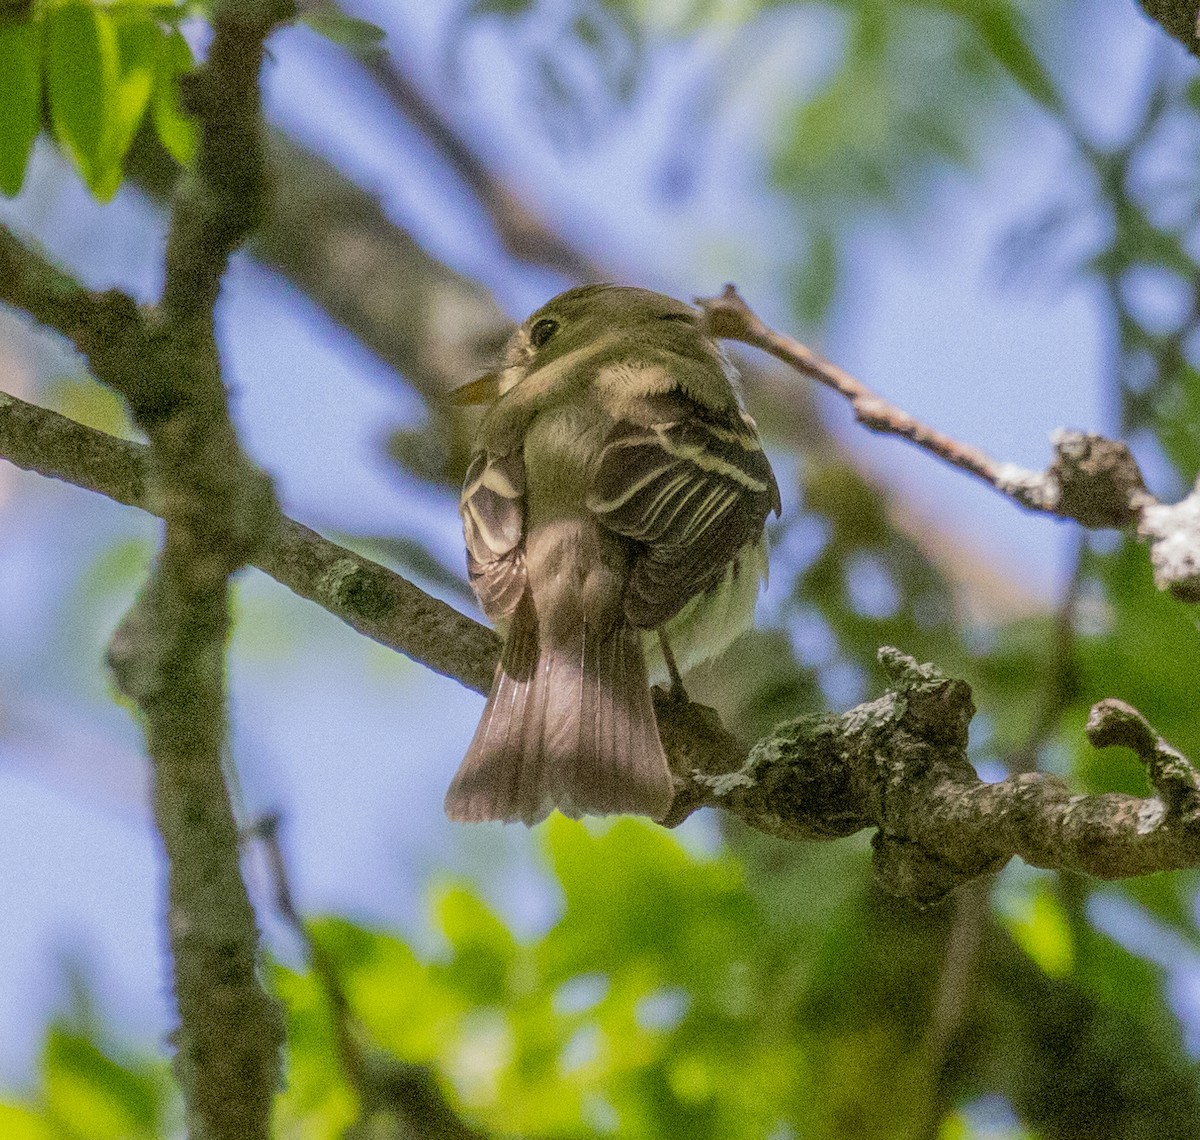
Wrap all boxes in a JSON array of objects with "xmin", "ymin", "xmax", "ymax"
[{"xmin": 660, "ymin": 649, "xmax": 1200, "ymax": 906}]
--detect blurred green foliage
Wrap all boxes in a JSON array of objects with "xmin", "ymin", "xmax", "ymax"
[
  {"xmin": 6, "ymin": 820, "xmax": 1199, "ymax": 1137},
  {"xmin": 0, "ymin": 1025, "xmax": 173, "ymax": 1139}
]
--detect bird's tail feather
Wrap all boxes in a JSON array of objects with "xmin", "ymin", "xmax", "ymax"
[{"xmin": 445, "ymin": 592, "xmax": 673, "ymax": 824}]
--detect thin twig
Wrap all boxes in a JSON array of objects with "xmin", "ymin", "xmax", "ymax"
[
  {"xmin": 699, "ymin": 285, "xmax": 1001, "ymax": 486},
  {"xmin": 697, "ymin": 284, "xmax": 1200, "ymax": 602},
  {"xmin": 918, "ymin": 879, "xmax": 989, "ymax": 1140}
]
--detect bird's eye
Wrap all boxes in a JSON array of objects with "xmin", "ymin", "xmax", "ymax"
[{"xmin": 529, "ymin": 318, "xmax": 559, "ymax": 348}]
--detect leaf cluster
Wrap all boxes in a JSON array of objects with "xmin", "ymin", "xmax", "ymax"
[{"xmin": 1, "ymin": 1, "xmax": 196, "ymax": 199}]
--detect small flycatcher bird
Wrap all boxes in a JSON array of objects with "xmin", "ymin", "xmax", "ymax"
[{"xmin": 445, "ymin": 285, "xmax": 780, "ymax": 825}]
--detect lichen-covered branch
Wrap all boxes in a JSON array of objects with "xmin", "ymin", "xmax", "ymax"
[
  {"xmin": 0, "ymin": 390, "xmax": 499, "ymax": 693},
  {"xmin": 698, "ymin": 285, "xmax": 1200, "ymax": 602},
  {"xmin": 661, "ymin": 649, "xmax": 1200, "ymax": 905},
  {"xmin": 5, "ymin": 2, "xmax": 297, "ymax": 1136}
]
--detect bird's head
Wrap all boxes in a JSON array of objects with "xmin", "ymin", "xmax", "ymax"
[{"xmin": 449, "ymin": 285, "xmax": 734, "ymax": 411}]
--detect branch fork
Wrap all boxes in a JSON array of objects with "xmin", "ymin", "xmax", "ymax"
[{"xmin": 659, "ymin": 649, "xmax": 1200, "ymax": 906}]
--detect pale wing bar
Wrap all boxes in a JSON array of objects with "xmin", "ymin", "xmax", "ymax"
[
  {"xmin": 588, "ymin": 416, "xmax": 780, "ymax": 630},
  {"xmin": 460, "ymin": 450, "xmax": 527, "ymax": 621}
]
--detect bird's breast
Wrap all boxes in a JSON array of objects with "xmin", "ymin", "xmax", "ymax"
[{"xmin": 521, "ymin": 407, "xmax": 631, "ymax": 644}]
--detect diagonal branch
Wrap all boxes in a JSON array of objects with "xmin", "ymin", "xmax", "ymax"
[
  {"xmin": 360, "ymin": 49, "xmax": 602, "ymax": 281},
  {"xmin": 699, "ymin": 284, "xmax": 1200, "ymax": 602},
  {"xmin": 1135, "ymin": 0, "xmax": 1200, "ymax": 59},
  {"xmin": 0, "ymin": 389, "xmax": 499, "ymax": 695}
]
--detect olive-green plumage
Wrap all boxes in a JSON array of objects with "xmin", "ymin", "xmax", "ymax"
[{"xmin": 446, "ymin": 285, "xmax": 779, "ymax": 825}]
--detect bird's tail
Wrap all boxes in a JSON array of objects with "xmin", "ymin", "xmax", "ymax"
[{"xmin": 445, "ymin": 592, "xmax": 673, "ymax": 824}]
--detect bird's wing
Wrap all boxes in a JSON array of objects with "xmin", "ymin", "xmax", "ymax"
[
  {"xmin": 588, "ymin": 412, "xmax": 780, "ymax": 630},
  {"xmin": 460, "ymin": 449, "xmax": 527, "ymax": 622}
]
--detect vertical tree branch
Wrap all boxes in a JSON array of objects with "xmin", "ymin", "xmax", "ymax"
[{"xmin": 96, "ymin": 3, "xmax": 293, "ymax": 1136}]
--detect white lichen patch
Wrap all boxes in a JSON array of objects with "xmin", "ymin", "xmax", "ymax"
[
  {"xmin": 693, "ymin": 760, "xmax": 757, "ymax": 797},
  {"xmin": 840, "ymin": 692, "xmax": 900, "ymax": 735},
  {"xmin": 321, "ymin": 557, "xmax": 361, "ymax": 599},
  {"xmin": 995, "ymin": 462, "xmax": 1059, "ymax": 510},
  {"xmin": 1141, "ymin": 492, "xmax": 1200, "ymax": 595},
  {"xmin": 1136, "ymin": 798, "xmax": 1165, "ymax": 835}
]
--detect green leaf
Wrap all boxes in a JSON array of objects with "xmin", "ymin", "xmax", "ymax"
[
  {"xmin": 306, "ymin": 917, "xmax": 469, "ymax": 1062},
  {"xmin": 269, "ymin": 961, "xmax": 359, "ymax": 1134},
  {"xmin": 300, "ymin": 9, "xmax": 386, "ymax": 52},
  {"xmin": 1153, "ymin": 364, "xmax": 1200, "ymax": 479},
  {"xmin": 46, "ymin": 1, "xmax": 120, "ymax": 197},
  {"xmin": 0, "ymin": 13, "xmax": 41, "ymax": 196},
  {"xmin": 0, "ymin": 1105, "xmax": 54, "ymax": 1140},
  {"xmin": 104, "ymin": 12, "xmax": 161, "ymax": 184},
  {"xmin": 43, "ymin": 1027, "xmax": 163, "ymax": 1139},
  {"xmin": 83, "ymin": 537, "xmax": 155, "ymax": 600},
  {"xmin": 1073, "ymin": 540, "xmax": 1200, "ymax": 796},
  {"xmin": 539, "ymin": 817, "xmax": 751, "ymax": 992},
  {"xmin": 44, "ymin": 372, "xmax": 133, "ymax": 438},
  {"xmin": 151, "ymin": 27, "xmax": 196, "ymax": 165},
  {"xmin": 433, "ymin": 883, "xmax": 518, "ymax": 1005},
  {"xmin": 997, "ymin": 877, "xmax": 1074, "ymax": 977},
  {"xmin": 46, "ymin": 4, "xmax": 162, "ymax": 200}
]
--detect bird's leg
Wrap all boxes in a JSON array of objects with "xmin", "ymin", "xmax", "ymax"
[{"xmin": 657, "ymin": 629, "xmax": 688, "ymax": 703}]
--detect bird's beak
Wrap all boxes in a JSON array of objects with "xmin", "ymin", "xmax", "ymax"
[{"xmin": 448, "ymin": 372, "xmax": 501, "ymax": 405}]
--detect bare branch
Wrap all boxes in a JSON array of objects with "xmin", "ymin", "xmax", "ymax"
[
  {"xmin": 13, "ymin": 3, "xmax": 300, "ymax": 1136},
  {"xmin": 0, "ymin": 390, "xmax": 499, "ymax": 695},
  {"xmin": 124, "ymin": 126, "xmax": 513, "ymax": 406},
  {"xmin": 1135, "ymin": 0, "xmax": 1200, "ymax": 58},
  {"xmin": 698, "ymin": 284, "xmax": 1200, "ymax": 602},
  {"xmin": 699, "ymin": 284, "xmax": 1003, "ymax": 488}
]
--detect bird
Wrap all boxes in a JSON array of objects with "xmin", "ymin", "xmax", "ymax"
[{"xmin": 444, "ymin": 284, "xmax": 780, "ymax": 825}]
